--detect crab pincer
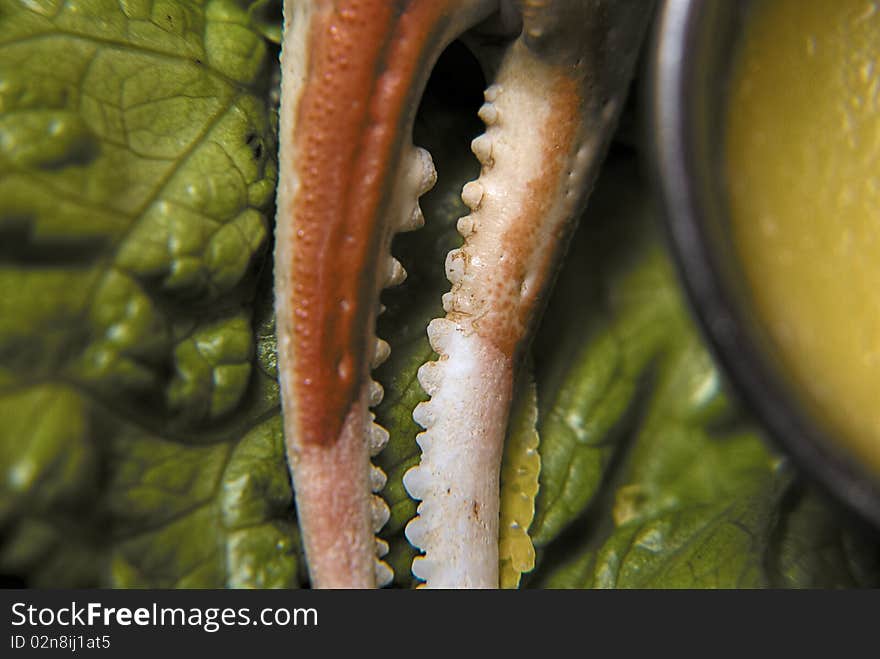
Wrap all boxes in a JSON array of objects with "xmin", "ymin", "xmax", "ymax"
[{"xmin": 275, "ymin": 0, "xmax": 652, "ymax": 588}]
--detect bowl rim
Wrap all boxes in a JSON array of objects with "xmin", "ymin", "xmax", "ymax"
[{"xmin": 645, "ymin": 0, "xmax": 880, "ymax": 529}]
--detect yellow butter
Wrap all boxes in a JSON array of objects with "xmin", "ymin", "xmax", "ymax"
[{"xmin": 727, "ymin": 0, "xmax": 880, "ymax": 473}]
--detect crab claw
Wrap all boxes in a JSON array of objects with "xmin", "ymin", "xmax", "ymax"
[
  {"xmin": 403, "ymin": 1, "xmax": 654, "ymax": 588},
  {"xmin": 274, "ymin": 0, "xmax": 498, "ymax": 588},
  {"xmin": 275, "ymin": 0, "xmax": 653, "ymax": 589}
]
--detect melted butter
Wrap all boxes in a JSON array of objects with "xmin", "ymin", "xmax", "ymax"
[{"xmin": 727, "ymin": 0, "xmax": 880, "ymax": 473}]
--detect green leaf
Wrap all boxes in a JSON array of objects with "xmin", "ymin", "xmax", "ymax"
[
  {"xmin": 540, "ymin": 343, "xmax": 787, "ymax": 588},
  {"xmin": 529, "ymin": 157, "xmax": 686, "ymax": 546},
  {"xmin": 0, "ymin": 0, "xmax": 297, "ymax": 588},
  {"xmin": 770, "ymin": 485, "xmax": 880, "ymax": 588}
]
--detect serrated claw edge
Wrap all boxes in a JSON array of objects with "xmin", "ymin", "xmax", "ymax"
[
  {"xmin": 276, "ymin": 0, "xmax": 652, "ymax": 588},
  {"xmin": 275, "ymin": 0, "xmax": 501, "ymax": 588},
  {"xmin": 402, "ymin": 1, "xmax": 655, "ymax": 588}
]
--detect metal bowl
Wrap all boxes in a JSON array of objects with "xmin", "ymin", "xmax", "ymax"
[{"xmin": 647, "ymin": 0, "xmax": 880, "ymax": 528}]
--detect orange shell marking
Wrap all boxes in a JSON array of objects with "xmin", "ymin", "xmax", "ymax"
[{"xmin": 287, "ymin": 1, "xmax": 452, "ymax": 446}]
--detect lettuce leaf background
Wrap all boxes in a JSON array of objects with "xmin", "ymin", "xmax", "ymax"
[
  {"xmin": 1, "ymin": 1, "xmax": 878, "ymax": 588},
  {"xmin": 0, "ymin": 0, "xmax": 301, "ymax": 588}
]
